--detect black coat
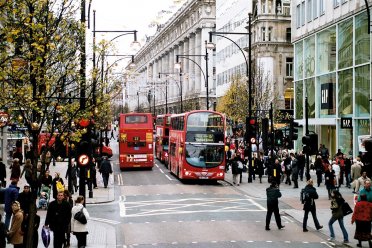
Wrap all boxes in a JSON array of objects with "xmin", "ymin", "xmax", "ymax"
[
  {"xmin": 266, "ymin": 186, "xmax": 281, "ymax": 205},
  {"xmin": 100, "ymin": 159, "xmax": 113, "ymax": 174},
  {"xmin": 303, "ymin": 185, "xmax": 319, "ymax": 211},
  {"xmin": 45, "ymin": 200, "xmax": 71, "ymax": 232}
]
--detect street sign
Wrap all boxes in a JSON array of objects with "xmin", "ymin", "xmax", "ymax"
[
  {"xmin": 78, "ymin": 154, "xmax": 90, "ymax": 166},
  {"xmin": 0, "ymin": 112, "xmax": 9, "ymax": 127}
]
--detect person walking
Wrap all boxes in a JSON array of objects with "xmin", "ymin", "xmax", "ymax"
[
  {"xmin": 358, "ymin": 179, "xmax": 372, "ymax": 202},
  {"xmin": 344, "ymin": 155, "xmax": 352, "ymax": 188},
  {"xmin": 64, "ymin": 189, "xmax": 73, "ymax": 248},
  {"xmin": 10, "ymin": 158, "xmax": 21, "ymax": 182},
  {"xmin": 52, "ymin": 172, "xmax": 64, "ymax": 199},
  {"xmin": 71, "ymin": 196, "xmax": 90, "ymax": 248},
  {"xmin": 351, "ymin": 158, "xmax": 363, "ymax": 192},
  {"xmin": 351, "ymin": 194, "xmax": 372, "ymax": 247},
  {"xmin": 16, "ymin": 184, "xmax": 33, "ymax": 217},
  {"xmin": 231, "ymin": 154, "xmax": 240, "ymax": 185},
  {"xmin": 356, "ymin": 172, "xmax": 371, "ymax": 194},
  {"xmin": 270, "ymin": 159, "xmax": 282, "ymax": 187},
  {"xmin": 0, "ymin": 158, "xmax": 6, "ymax": 188},
  {"xmin": 7, "ymin": 201, "xmax": 24, "ymax": 248},
  {"xmin": 328, "ymin": 190, "xmax": 349, "ymax": 243},
  {"xmin": 302, "ymin": 179, "xmax": 323, "ymax": 232},
  {"xmin": 20, "ymin": 159, "xmax": 33, "ymax": 186},
  {"xmin": 255, "ymin": 152, "xmax": 264, "ymax": 183},
  {"xmin": 297, "ymin": 151, "xmax": 306, "ymax": 181},
  {"xmin": 265, "ymin": 181, "xmax": 285, "ymax": 231},
  {"xmin": 324, "ymin": 164, "xmax": 336, "ymax": 200},
  {"xmin": 65, "ymin": 159, "xmax": 79, "ymax": 194},
  {"xmin": 99, "ymin": 156, "xmax": 112, "ymax": 188},
  {"xmin": 314, "ymin": 155, "xmax": 324, "ymax": 187},
  {"xmin": 4, "ymin": 180, "xmax": 19, "ymax": 229},
  {"xmin": 45, "ymin": 191, "xmax": 72, "ymax": 248},
  {"xmin": 290, "ymin": 152, "xmax": 299, "ymax": 188}
]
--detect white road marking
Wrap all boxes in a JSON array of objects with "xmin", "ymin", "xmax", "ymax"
[
  {"xmin": 282, "ymin": 216, "xmax": 294, "ymax": 223},
  {"xmin": 119, "ymin": 195, "xmax": 126, "ymax": 217},
  {"xmin": 159, "ymin": 168, "xmax": 164, "ymax": 173},
  {"xmin": 89, "ymin": 217, "xmax": 120, "ymax": 225},
  {"xmin": 165, "ymin": 174, "xmax": 173, "ymax": 181},
  {"xmin": 321, "ymin": 241, "xmax": 334, "ymax": 248},
  {"xmin": 248, "ymin": 198, "xmax": 266, "ymax": 211}
]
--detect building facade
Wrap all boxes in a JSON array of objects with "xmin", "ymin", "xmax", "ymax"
[
  {"xmin": 292, "ymin": 0, "xmax": 371, "ymax": 156},
  {"xmin": 130, "ymin": 0, "xmax": 216, "ymax": 114}
]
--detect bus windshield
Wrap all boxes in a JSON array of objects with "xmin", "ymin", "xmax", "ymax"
[
  {"xmin": 125, "ymin": 115, "xmax": 148, "ymax": 124},
  {"xmin": 186, "ymin": 112, "xmax": 223, "ymax": 132},
  {"xmin": 185, "ymin": 144, "xmax": 224, "ymax": 168}
]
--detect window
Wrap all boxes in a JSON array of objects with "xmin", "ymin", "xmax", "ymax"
[
  {"xmin": 319, "ymin": 0, "xmax": 325, "ymax": 15},
  {"xmin": 286, "ymin": 28, "xmax": 291, "ymax": 42},
  {"xmin": 286, "ymin": 57, "xmax": 293, "ymax": 77},
  {"xmin": 307, "ymin": 0, "xmax": 312, "ymax": 22},
  {"xmin": 268, "ymin": 27, "xmax": 272, "ymax": 41},
  {"xmin": 313, "ymin": 0, "xmax": 318, "ymax": 19},
  {"xmin": 262, "ymin": 0, "xmax": 267, "ymax": 14},
  {"xmin": 296, "ymin": 4, "xmax": 301, "ymax": 28},
  {"xmin": 333, "ymin": 0, "xmax": 340, "ymax": 8},
  {"xmin": 261, "ymin": 27, "xmax": 266, "ymax": 41},
  {"xmin": 283, "ymin": 2, "xmax": 290, "ymax": 16},
  {"xmin": 301, "ymin": 2, "xmax": 305, "ymax": 26}
]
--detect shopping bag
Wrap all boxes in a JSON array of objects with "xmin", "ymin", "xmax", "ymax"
[
  {"xmin": 97, "ymin": 173, "xmax": 104, "ymax": 187},
  {"xmin": 109, "ymin": 174, "xmax": 114, "ymax": 185},
  {"xmin": 42, "ymin": 226, "xmax": 50, "ymax": 248}
]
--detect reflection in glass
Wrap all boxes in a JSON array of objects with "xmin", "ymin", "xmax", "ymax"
[
  {"xmin": 295, "ymin": 81, "xmax": 303, "ymax": 119},
  {"xmin": 355, "ymin": 12, "xmax": 370, "ymax": 65},
  {"xmin": 317, "ymin": 26, "xmax": 336, "ymax": 74},
  {"xmin": 304, "ymin": 36, "xmax": 315, "ymax": 78},
  {"xmin": 185, "ymin": 144, "xmax": 224, "ymax": 168},
  {"xmin": 338, "ymin": 18, "xmax": 353, "ymax": 69},
  {"xmin": 295, "ymin": 41, "xmax": 303, "ymax": 80},
  {"xmin": 305, "ymin": 78, "xmax": 315, "ymax": 118},
  {"xmin": 338, "ymin": 69, "xmax": 353, "ymax": 116},
  {"xmin": 355, "ymin": 65, "xmax": 370, "ymax": 117}
]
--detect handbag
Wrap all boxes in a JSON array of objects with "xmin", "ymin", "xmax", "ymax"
[
  {"xmin": 341, "ymin": 201, "xmax": 353, "ymax": 216},
  {"xmin": 237, "ymin": 161, "xmax": 243, "ymax": 169},
  {"xmin": 74, "ymin": 208, "xmax": 87, "ymax": 224}
]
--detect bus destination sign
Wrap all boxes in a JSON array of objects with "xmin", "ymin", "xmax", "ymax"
[{"xmin": 194, "ymin": 133, "xmax": 214, "ymax": 142}]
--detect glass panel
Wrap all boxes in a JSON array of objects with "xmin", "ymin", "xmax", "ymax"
[
  {"xmin": 338, "ymin": 18, "xmax": 353, "ymax": 69},
  {"xmin": 305, "ymin": 78, "xmax": 315, "ymax": 118},
  {"xmin": 338, "ymin": 69, "xmax": 353, "ymax": 116},
  {"xmin": 125, "ymin": 115, "xmax": 148, "ymax": 123},
  {"xmin": 338, "ymin": 123, "xmax": 353, "ymax": 156},
  {"xmin": 187, "ymin": 112, "xmax": 224, "ymax": 132},
  {"xmin": 304, "ymin": 36, "xmax": 315, "ymax": 77},
  {"xmin": 317, "ymin": 26, "xmax": 336, "ymax": 74},
  {"xmin": 295, "ymin": 81, "xmax": 303, "ymax": 119},
  {"xmin": 355, "ymin": 12, "xmax": 370, "ymax": 65},
  {"xmin": 185, "ymin": 144, "xmax": 224, "ymax": 168},
  {"xmin": 355, "ymin": 65, "xmax": 370, "ymax": 117},
  {"xmin": 319, "ymin": 73, "xmax": 336, "ymax": 116},
  {"xmin": 355, "ymin": 119, "xmax": 370, "ymax": 155},
  {"xmin": 295, "ymin": 41, "xmax": 303, "ymax": 80}
]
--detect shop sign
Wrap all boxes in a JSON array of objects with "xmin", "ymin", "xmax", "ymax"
[
  {"xmin": 0, "ymin": 112, "xmax": 9, "ymax": 127},
  {"xmin": 341, "ymin": 117, "xmax": 352, "ymax": 129},
  {"xmin": 321, "ymin": 83, "xmax": 334, "ymax": 110}
]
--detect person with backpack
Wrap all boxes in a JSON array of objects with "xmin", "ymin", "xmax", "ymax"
[
  {"xmin": 71, "ymin": 195, "xmax": 89, "ymax": 248},
  {"xmin": 302, "ymin": 179, "xmax": 323, "ymax": 232}
]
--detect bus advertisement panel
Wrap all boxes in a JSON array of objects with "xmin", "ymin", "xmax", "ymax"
[
  {"xmin": 155, "ymin": 114, "xmax": 171, "ymax": 166},
  {"xmin": 118, "ymin": 113, "xmax": 154, "ymax": 169},
  {"xmin": 168, "ymin": 110, "xmax": 225, "ymax": 180}
]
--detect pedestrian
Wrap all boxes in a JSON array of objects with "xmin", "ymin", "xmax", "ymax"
[
  {"xmin": 255, "ymin": 152, "xmax": 264, "ymax": 183},
  {"xmin": 324, "ymin": 164, "xmax": 336, "ymax": 200},
  {"xmin": 297, "ymin": 151, "xmax": 306, "ymax": 181},
  {"xmin": 283, "ymin": 153, "xmax": 292, "ymax": 185},
  {"xmin": 356, "ymin": 171, "xmax": 371, "ymax": 194},
  {"xmin": 64, "ymin": 189, "xmax": 73, "ymax": 248},
  {"xmin": 71, "ymin": 195, "xmax": 90, "ymax": 248},
  {"xmin": 328, "ymin": 190, "xmax": 349, "ymax": 243},
  {"xmin": 16, "ymin": 184, "xmax": 33, "ymax": 216},
  {"xmin": 314, "ymin": 155, "xmax": 324, "ymax": 187},
  {"xmin": 4, "ymin": 180, "xmax": 19, "ymax": 229},
  {"xmin": 265, "ymin": 181, "xmax": 285, "ymax": 231},
  {"xmin": 39, "ymin": 170, "xmax": 53, "ymax": 189},
  {"xmin": 90, "ymin": 159, "xmax": 98, "ymax": 189},
  {"xmin": 290, "ymin": 152, "xmax": 299, "ymax": 188},
  {"xmin": 110, "ymin": 129, "xmax": 115, "ymax": 140},
  {"xmin": 236, "ymin": 149, "xmax": 244, "ymax": 183},
  {"xmin": 270, "ymin": 159, "xmax": 282, "ymax": 187},
  {"xmin": 344, "ymin": 155, "xmax": 352, "ymax": 188},
  {"xmin": 332, "ymin": 160, "xmax": 340, "ymax": 190},
  {"xmin": 52, "ymin": 172, "xmax": 64, "ymax": 199},
  {"xmin": 44, "ymin": 191, "xmax": 72, "ymax": 248},
  {"xmin": 0, "ymin": 214, "xmax": 6, "ymax": 248},
  {"xmin": 65, "ymin": 159, "xmax": 79, "ymax": 194},
  {"xmin": 0, "ymin": 158, "xmax": 6, "ymax": 188},
  {"xmin": 351, "ymin": 194, "xmax": 372, "ymax": 247},
  {"xmin": 20, "ymin": 159, "xmax": 33, "ymax": 186},
  {"xmin": 358, "ymin": 179, "xmax": 372, "ymax": 202},
  {"xmin": 99, "ymin": 156, "xmax": 112, "ymax": 188},
  {"xmin": 7, "ymin": 201, "xmax": 23, "ymax": 248},
  {"xmin": 302, "ymin": 179, "xmax": 323, "ymax": 232},
  {"xmin": 231, "ymin": 154, "xmax": 240, "ymax": 185},
  {"xmin": 10, "ymin": 158, "xmax": 21, "ymax": 182}
]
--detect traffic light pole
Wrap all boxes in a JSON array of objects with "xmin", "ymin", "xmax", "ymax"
[{"xmin": 305, "ymin": 96, "xmax": 310, "ymax": 181}]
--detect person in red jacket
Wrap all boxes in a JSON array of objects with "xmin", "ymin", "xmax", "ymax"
[{"xmin": 351, "ymin": 194, "xmax": 372, "ymax": 247}]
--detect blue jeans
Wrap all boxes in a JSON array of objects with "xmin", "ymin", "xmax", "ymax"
[{"xmin": 328, "ymin": 217, "xmax": 348, "ymax": 241}]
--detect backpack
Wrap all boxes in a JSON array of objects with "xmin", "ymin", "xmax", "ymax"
[{"xmin": 300, "ymin": 188, "xmax": 309, "ymax": 204}]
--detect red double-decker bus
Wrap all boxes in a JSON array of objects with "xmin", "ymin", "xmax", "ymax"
[
  {"xmin": 155, "ymin": 114, "xmax": 171, "ymax": 166},
  {"xmin": 168, "ymin": 110, "xmax": 226, "ymax": 180},
  {"xmin": 118, "ymin": 113, "xmax": 154, "ymax": 169}
]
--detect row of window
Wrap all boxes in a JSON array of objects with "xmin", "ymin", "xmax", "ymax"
[{"xmin": 296, "ymin": 0, "xmax": 325, "ymax": 28}]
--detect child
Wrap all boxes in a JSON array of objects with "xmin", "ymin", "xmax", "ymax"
[{"xmin": 38, "ymin": 192, "xmax": 48, "ymax": 209}]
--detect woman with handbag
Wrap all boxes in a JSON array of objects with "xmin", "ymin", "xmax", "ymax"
[
  {"xmin": 328, "ymin": 190, "xmax": 349, "ymax": 243},
  {"xmin": 351, "ymin": 194, "xmax": 372, "ymax": 247},
  {"xmin": 71, "ymin": 196, "xmax": 90, "ymax": 248}
]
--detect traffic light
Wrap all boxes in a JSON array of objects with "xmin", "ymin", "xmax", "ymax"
[
  {"xmin": 245, "ymin": 116, "xmax": 257, "ymax": 144},
  {"xmin": 289, "ymin": 118, "xmax": 300, "ymax": 141},
  {"xmin": 275, "ymin": 130, "xmax": 283, "ymax": 146},
  {"xmin": 302, "ymin": 134, "xmax": 318, "ymax": 155}
]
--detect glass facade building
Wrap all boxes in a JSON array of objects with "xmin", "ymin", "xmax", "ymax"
[{"xmin": 294, "ymin": 10, "xmax": 370, "ymax": 157}]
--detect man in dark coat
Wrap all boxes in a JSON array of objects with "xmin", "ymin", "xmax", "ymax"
[
  {"xmin": 290, "ymin": 153, "xmax": 299, "ymax": 188},
  {"xmin": 265, "ymin": 181, "xmax": 284, "ymax": 230},
  {"xmin": 302, "ymin": 179, "xmax": 323, "ymax": 232},
  {"xmin": 0, "ymin": 157, "xmax": 6, "ymax": 188},
  {"xmin": 45, "ymin": 191, "xmax": 72, "ymax": 248},
  {"xmin": 270, "ymin": 159, "xmax": 282, "ymax": 186},
  {"xmin": 17, "ymin": 184, "xmax": 33, "ymax": 216},
  {"xmin": 4, "ymin": 180, "xmax": 19, "ymax": 229},
  {"xmin": 99, "ymin": 156, "xmax": 112, "ymax": 188}
]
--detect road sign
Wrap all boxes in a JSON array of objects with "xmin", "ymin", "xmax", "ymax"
[{"xmin": 78, "ymin": 154, "xmax": 90, "ymax": 166}]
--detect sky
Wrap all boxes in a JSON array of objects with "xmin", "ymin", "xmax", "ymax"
[{"xmin": 88, "ymin": 0, "xmax": 186, "ymax": 57}]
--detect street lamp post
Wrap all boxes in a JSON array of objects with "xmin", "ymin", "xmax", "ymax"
[
  {"xmin": 175, "ymin": 44, "xmax": 209, "ymax": 110},
  {"xmin": 207, "ymin": 22, "xmax": 253, "ymax": 182}
]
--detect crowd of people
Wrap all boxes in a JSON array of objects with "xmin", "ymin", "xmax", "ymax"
[
  {"xmin": 226, "ymin": 138, "xmax": 372, "ymax": 246},
  {"xmin": 0, "ymin": 152, "xmax": 113, "ymax": 248}
]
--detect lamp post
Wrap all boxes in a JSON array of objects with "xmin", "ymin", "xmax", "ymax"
[
  {"xmin": 175, "ymin": 43, "xmax": 209, "ymax": 110},
  {"xmin": 207, "ymin": 18, "xmax": 253, "ymax": 182},
  {"xmin": 158, "ymin": 73, "xmax": 170, "ymax": 113}
]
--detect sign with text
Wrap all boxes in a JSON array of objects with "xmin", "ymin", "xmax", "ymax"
[
  {"xmin": 341, "ymin": 117, "xmax": 352, "ymax": 129},
  {"xmin": 321, "ymin": 83, "xmax": 334, "ymax": 110}
]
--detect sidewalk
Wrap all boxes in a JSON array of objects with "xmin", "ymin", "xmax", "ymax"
[
  {"xmin": 224, "ymin": 169, "xmax": 359, "ymax": 247},
  {"xmin": 3, "ymin": 160, "xmax": 116, "ymax": 247}
]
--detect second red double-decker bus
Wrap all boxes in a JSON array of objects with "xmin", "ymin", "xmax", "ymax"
[
  {"xmin": 168, "ymin": 110, "xmax": 225, "ymax": 180},
  {"xmin": 118, "ymin": 113, "xmax": 154, "ymax": 169},
  {"xmin": 155, "ymin": 114, "xmax": 171, "ymax": 166}
]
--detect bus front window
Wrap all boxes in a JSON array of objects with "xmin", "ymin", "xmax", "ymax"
[{"xmin": 185, "ymin": 144, "xmax": 224, "ymax": 168}]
